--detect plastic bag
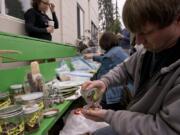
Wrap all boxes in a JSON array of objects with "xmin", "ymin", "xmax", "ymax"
[
  {"xmin": 71, "ymin": 57, "xmax": 93, "ymax": 71},
  {"xmin": 56, "ymin": 60, "xmax": 71, "ymax": 81},
  {"xmin": 59, "ymin": 111, "xmax": 109, "ymax": 135}
]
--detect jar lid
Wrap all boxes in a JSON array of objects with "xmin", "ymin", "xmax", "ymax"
[
  {"xmin": 23, "ymin": 104, "xmax": 39, "ymax": 114},
  {"xmin": 10, "ymin": 84, "xmax": 22, "ymax": 89},
  {"xmin": 0, "ymin": 105, "xmax": 23, "ymax": 118},
  {"xmin": 20, "ymin": 92, "xmax": 43, "ymax": 101},
  {"xmin": 0, "ymin": 92, "xmax": 9, "ymax": 100}
]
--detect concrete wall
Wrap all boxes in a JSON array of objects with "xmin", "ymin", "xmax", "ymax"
[{"xmin": 60, "ymin": 0, "xmax": 98, "ymax": 45}]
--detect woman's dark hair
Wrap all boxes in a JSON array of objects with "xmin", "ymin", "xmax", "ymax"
[
  {"xmin": 99, "ymin": 32, "xmax": 118, "ymax": 51},
  {"xmin": 32, "ymin": 0, "xmax": 42, "ymax": 10},
  {"xmin": 77, "ymin": 41, "xmax": 88, "ymax": 53}
]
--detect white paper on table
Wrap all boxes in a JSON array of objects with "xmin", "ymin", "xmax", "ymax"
[{"xmin": 65, "ymin": 87, "xmax": 82, "ymax": 100}]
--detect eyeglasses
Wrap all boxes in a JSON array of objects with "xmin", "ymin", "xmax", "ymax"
[{"xmin": 41, "ymin": 1, "xmax": 49, "ymax": 5}]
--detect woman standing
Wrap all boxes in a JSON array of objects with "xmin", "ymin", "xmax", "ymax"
[{"xmin": 24, "ymin": 0, "xmax": 59, "ymax": 41}]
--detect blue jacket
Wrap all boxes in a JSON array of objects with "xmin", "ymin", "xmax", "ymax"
[
  {"xmin": 91, "ymin": 46, "xmax": 129, "ymax": 104},
  {"xmin": 118, "ymin": 29, "xmax": 131, "ymax": 50}
]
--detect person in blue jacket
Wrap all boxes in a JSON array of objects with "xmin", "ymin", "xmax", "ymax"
[
  {"xmin": 84, "ymin": 32, "xmax": 131, "ymax": 110},
  {"xmin": 24, "ymin": 0, "xmax": 59, "ymax": 41}
]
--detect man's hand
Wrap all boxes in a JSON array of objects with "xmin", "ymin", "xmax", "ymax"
[
  {"xmin": 82, "ymin": 108, "xmax": 107, "ymax": 122},
  {"xmin": 49, "ymin": 3, "xmax": 55, "ymax": 12},
  {"xmin": 82, "ymin": 80, "xmax": 107, "ymax": 93}
]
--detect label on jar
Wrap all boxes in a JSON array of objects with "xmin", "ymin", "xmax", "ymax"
[
  {"xmin": 27, "ymin": 111, "xmax": 41, "ymax": 127},
  {"xmin": 0, "ymin": 121, "xmax": 24, "ymax": 135},
  {"xmin": 38, "ymin": 101, "xmax": 44, "ymax": 110},
  {"xmin": 0, "ymin": 126, "xmax": 2, "ymax": 133},
  {"xmin": 0, "ymin": 97, "xmax": 11, "ymax": 109}
]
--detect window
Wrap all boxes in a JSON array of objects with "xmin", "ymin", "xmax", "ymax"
[
  {"xmin": 77, "ymin": 4, "xmax": 84, "ymax": 39},
  {"xmin": 91, "ymin": 21, "xmax": 98, "ymax": 42},
  {"xmin": 0, "ymin": 0, "xmax": 31, "ymax": 19},
  {"xmin": 0, "ymin": 0, "xmax": 5, "ymax": 15},
  {"xmin": 0, "ymin": 0, "xmax": 1, "ymax": 14}
]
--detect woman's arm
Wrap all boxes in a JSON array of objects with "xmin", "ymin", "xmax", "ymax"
[{"xmin": 52, "ymin": 12, "xmax": 59, "ymax": 29}]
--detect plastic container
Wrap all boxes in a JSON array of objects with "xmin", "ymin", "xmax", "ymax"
[
  {"xmin": 0, "ymin": 105, "xmax": 24, "ymax": 135},
  {"xmin": 48, "ymin": 21, "xmax": 54, "ymax": 27},
  {"xmin": 0, "ymin": 92, "xmax": 11, "ymax": 109},
  {"xmin": 23, "ymin": 104, "xmax": 40, "ymax": 133}
]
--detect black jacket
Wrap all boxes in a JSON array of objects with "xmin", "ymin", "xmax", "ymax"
[{"xmin": 24, "ymin": 8, "xmax": 59, "ymax": 41}]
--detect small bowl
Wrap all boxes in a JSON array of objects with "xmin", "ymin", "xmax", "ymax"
[{"xmin": 43, "ymin": 108, "xmax": 59, "ymax": 118}]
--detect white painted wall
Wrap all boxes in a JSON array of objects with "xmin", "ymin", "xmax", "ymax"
[
  {"xmin": 0, "ymin": 15, "xmax": 25, "ymax": 35},
  {"xmin": 90, "ymin": 0, "xmax": 99, "ymax": 26},
  {"xmin": 0, "ymin": 0, "xmax": 98, "ymax": 45},
  {"xmin": 60, "ymin": 0, "xmax": 98, "ymax": 45}
]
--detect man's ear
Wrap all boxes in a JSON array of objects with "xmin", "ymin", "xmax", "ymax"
[
  {"xmin": 176, "ymin": 14, "xmax": 180, "ymax": 24},
  {"xmin": 176, "ymin": 14, "xmax": 180, "ymax": 35}
]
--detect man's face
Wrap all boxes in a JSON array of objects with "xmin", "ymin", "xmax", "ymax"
[{"xmin": 135, "ymin": 20, "xmax": 180, "ymax": 52}]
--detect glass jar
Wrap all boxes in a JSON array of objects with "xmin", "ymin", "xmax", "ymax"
[
  {"xmin": 0, "ymin": 105, "xmax": 24, "ymax": 135},
  {"xmin": 0, "ymin": 92, "xmax": 11, "ymax": 109},
  {"xmin": 22, "ymin": 81, "xmax": 31, "ymax": 94},
  {"xmin": 16, "ymin": 92, "xmax": 44, "ymax": 109},
  {"xmin": 16, "ymin": 92, "xmax": 44, "ymax": 121},
  {"xmin": 23, "ymin": 104, "xmax": 40, "ymax": 133},
  {"xmin": 10, "ymin": 84, "xmax": 24, "ymax": 103},
  {"xmin": 81, "ymin": 88, "xmax": 103, "ymax": 109}
]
